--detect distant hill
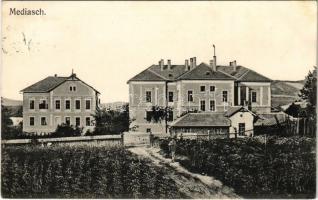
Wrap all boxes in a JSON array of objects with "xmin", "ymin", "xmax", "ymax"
[
  {"xmin": 1, "ymin": 97, "xmax": 22, "ymax": 106},
  {"xmin": 271, "ymin": 80, "xmax": 304, "ymax": 108}
]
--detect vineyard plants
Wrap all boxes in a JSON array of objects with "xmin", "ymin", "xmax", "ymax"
[
  {"xmin": 1, "ymin": 146, "xmax": 184, "ymax": 198},
  {"xmin": 159, "ymin": 136, "xmax": 316, "ymax": 198}
]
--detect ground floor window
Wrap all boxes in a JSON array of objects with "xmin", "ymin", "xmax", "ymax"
[
  {"xmin": 30, "ymin": 117, "xmax": 34, "ymax": 126},
  {"xmin": 200, "ymin": 100, "xmax": 206, "ymax": 111},
  {"xmin": 41, "ymin": 117, "xmax": 47, "ymax": 126},
  {"xmin": 75, "ymin": 117, "xmax": 81, "ymax": 127},
  {"xmin": 167, "ymin": 111, "xmax": 173, "ymax": 122},
  {"xmin": 65, "ymin": 117, "xmax": 71, "ymax": 126},
  {"xmin": 86, "ymin": 117, "xmax": 91, "ymax": 126},
  {"xmin": 238, "ymin": 123, "xmax": 245, "ymax": 136},
  {"xmin": 210, "ymin": 100, "xmax": 215, "ymax": 111}
]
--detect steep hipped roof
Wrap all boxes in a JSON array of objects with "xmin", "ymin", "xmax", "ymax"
[
  {"xmin": 21, "ymin": 75, "xmax": 100, "ymax": 93},
  {"xmin": 128, "ymin": 61, "xmax": 272, "ymax": 83},
  {"xmin": 170, "ymin": 113, "xmax": 231, "ymax": 127},
  {"xmin": 178, "ymin": 63, "xmax": 235, "ymax": 80}
]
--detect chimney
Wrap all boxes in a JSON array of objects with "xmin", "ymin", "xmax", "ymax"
[
  {"xmin": 167, "ymin": 59, "xmax": 171, "ymax": 70},
  {"xmin": 230, "ymin": 60, "xmax": 237, "ymax": 72},
  {"xmin": 213, "ymin": 55, "xmax": 217, "ymax": 66},
  {"xmin": 209, "ymin": 60, "xmax": 214, "ymax": 72},
  {"xmin": 54, "ymin": 74, "xmax": 57, "ymax": 77},
  {"xmin": 159, "ymin": 59, "xmax": 164, "ymax": 71},
  {"xmin": 190, "ymin": 58, "xmax": 194, "ymax": 69},
  {"xmin": 185, "ymin": 59, "xmax": 189, "ymax": 71},
  {"xmin": 193, "ymin": 57, "xmax": 197, "ymax": 68}
]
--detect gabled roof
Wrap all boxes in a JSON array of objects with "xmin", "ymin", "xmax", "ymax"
[
  {"xmin": 170, "ymin": 112, "xmax": 231, "ymax": 127},
  {"xmin": 21, "ymin": 74, "xmax": 100, "ymax": 93},
  {"xmin": 224, "ymin": 106, "xmax": 257, "ymax": 117},
  {"xmin": 217, "ymin": 65, "xmax": 272, "ymax": 82},
  {"xmin": 128, "ymin": 60, "xmax": 272, "ymax": 83},
  {"xmin": 127, "ymin": 66, "xmax": 167, "ymax": 82},
  {"xmin": 177, "ymin": 63, "xmax": 235, "ymax": 80}
]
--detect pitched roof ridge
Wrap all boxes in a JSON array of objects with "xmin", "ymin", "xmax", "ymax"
[
  {"xmin": 169, "ymin": 113, "xmax": 189, "ymax": 126},
  {"xmin": 216, "ymin": 69, "xmax": 238, "ymax": 79},
  {"xmin": 237, "ymin": 69, "xmax": 251, "ymax": 80},
  {"xmin": 148, "ymin": 68, "xmax": 168, "ymax": 80},
  {"xmin": 176, "ymin": 62, "xmax": 205, "ymax": 80}
]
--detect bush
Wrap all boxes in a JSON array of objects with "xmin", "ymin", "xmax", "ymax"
[
  {"xmin": 158, "ymin": 136, "xmax": 316, "ymax": 198},
  {"xmin": 51, "ymin": 123, "xmax": 82, "ymax": 137},
  {"xmin": 1, "ymin": 146, "xmax": 183, "ymax": 198}
]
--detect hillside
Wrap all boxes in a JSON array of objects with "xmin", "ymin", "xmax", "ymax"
[
  {"xmin": 271, "ymin": 80, "xmax": 304, "ymax": 108},
  {"xmin": 1, "ymin": 97, "xmax": 22, "ymax": 106}
]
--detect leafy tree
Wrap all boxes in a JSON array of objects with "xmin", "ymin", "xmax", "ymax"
[
  {"xmin": 51, "ymin": 123, "xmax": 82, "ymax": 137},
  {"xmin": 93, "ymin": 103, "xmax": 130, "ymax": 135},
  {"xmin": 1, "ymin": 104, "xmax": 23, "ymax": 139}
]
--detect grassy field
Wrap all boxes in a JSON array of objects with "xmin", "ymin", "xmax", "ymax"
[
  {"xmin": 159, "ymin": 136, "xmax": 316, "ymax": 198},
  {"xmin": 1, "ymin": 145, "xmax": 184, "ymax": 198}
]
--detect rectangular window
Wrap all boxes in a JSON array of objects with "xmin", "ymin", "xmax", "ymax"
[
  {"xmin": 39, "ymin": 100, "xmax": 48, "ymax": 109},
  {"xmin": 55, "ymin": 100, "xmax": 60, "ymax": 110},
  {"xmin": 65, "ymin": 117, "xmax": 70, "ymax": 126},
  {"xmin": 210, "ymin": 86, "xmax": 215, "ymax": 92},
  {"xmin": 75, "ymin": 117, "xmax": 81, "ymax": 127},
  {"xmin": 75, "ymin": 100, "xmax": 81, "ymax": 110},
  {"xmin": 29, "ymin": 100, "xmax": 34, "ymax": 110},
  {"xmin": 168, "ymin": 92, "xmax": 174, "ymax": 102},
  {"xmin": 167, "ymin": 111, "xmax": 173, "ymax": 122},
  {"xmin": 146, "ymin": 91, "xmax": 152, "ymax": 102},
  {"xmin": 146, "ymin": 128, "xmax": 151, "ymax": 133},
  {"xmin": 200, "ymin": 86, "xmax": 206, "ymax": 92},
  {"xmin": 200, "ymin": 100, "xmax": 206, "ymax": 111},
  {"xmin": 85, "ymin": 100, "xmax": 91, "ymax": 110},
  {"xmin": 41, "ymin": 117, "xmax": 47, "ymax": 126},
  {"xmin": 222, "ymin": 91, "xmax": 228, "ymax": 102},
  {"xmin": 29, "ymin": 117, "xmax": 34, "ymax": 126},
  {"xmin": 86, "ymin": 117, "xmax": 91, "ymax": 126},
  {"xmin": 188, "ymin": 91, "xmax": 193, "ymax": 102},
  {"xmin": 252, "ymin": 91, "xmax": 257, "ymax": 103},
  {"xmin": 146, "ymin": 111, "xmax": 152, "ymax": 122},
  {"xmin": 65, "ymin": 100, "xmax": 70, "ymax": 110},
  {"xmin": 238, "ymin": 123, "xmax": 245, "ymax": 136},
  {"xmin": 210, "ymin": 100, "xmax": 215, "ymax": 111}
]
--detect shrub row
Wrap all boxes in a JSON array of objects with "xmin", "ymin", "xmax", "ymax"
[
  {"xmin": 159, "ymin": 136, "xmax": 316, "ymax": 198},
  {"xmin": 2, "ymin": 146, "xmax": 183, "ymax": 198}
]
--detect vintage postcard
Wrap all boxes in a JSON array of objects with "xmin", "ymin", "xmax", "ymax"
[{"xmin": 1, "ymin": 1, "xmax": 316, "ymax": 199}]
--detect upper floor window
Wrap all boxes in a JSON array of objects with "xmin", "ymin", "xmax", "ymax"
[
  {"xmin": 200, "ymin": 86, "xmax": 206, "ymax": 92},
  {"xmin": 210, "ymin": 100, "xmax": 215, "ymax": 111},
  {"xmin": 146, "ymin": 111, "xmax": 152, "ymax": 122},
  {"xmin": 188, "ymin": 91, "xmax": 193, "ymax": 102},
  {"xmin": 29, "ymin": 117, "xmax": 34, "ymax": 126},
  {"xmin": 222, "ymin": 91, "xmax": 228, "ymax": 102},
  {"xmin": 210, "ymin": 86, "xmax": 215, "ymax": 92},
  {"xmin": 168, "ymin": 92, "xmax": 174, "ymax": 102},
  {"xmin": 55, "ymin": 100, "xmax": 61, "ymax": 110},
  {"xmin": 75, "ymin": 100, "xmax": 81, "ymax": 110},
  {"xmin": 200, "ymin": 100, "xmax": 206, "ymax": 111},
  {"xmin": 39, "ymin": 100, "xmax": 48, "ymax": 109},
  {"xmin": 70, "ymin": 86, "xmax": 76, "ymax": 91},
  {"xmin": 146, "ymin": 91, "xmax": 152, "ymax": 103},
  {"xmin": 86, "ymin": 100, "xmax": 91, "ymax": 110},
  {"xmin": 41, "ymin": 117, "xmax": 47, "ymax": 126},
  {"xmin": 251, "ymin": 91, "xmax": 257, "ymax": 103},
  {"xmin": 29, "ymin": 100, "xmax": 35, "ymax": 110},
  {"xmin": 65, "ymin": 100, "xmax": 71, "ymax": 110}
]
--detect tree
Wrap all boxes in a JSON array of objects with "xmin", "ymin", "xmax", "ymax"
[{"xmin": 93, "ymin": 103, "xmax": 130, "ymax": 135}]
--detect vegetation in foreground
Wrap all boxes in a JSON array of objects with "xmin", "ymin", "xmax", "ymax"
[
  {"xmin": 1, "ymin": 146, "xmax": 184, "ymax": 198},
  {"xmin": 159, "ymin": 136, "xmax": 316, "ymax": 198}
]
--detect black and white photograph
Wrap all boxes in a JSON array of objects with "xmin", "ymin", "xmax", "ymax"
[{"xmin": 1, "ymin": 1, "xmax": 316, "ymax": 198}]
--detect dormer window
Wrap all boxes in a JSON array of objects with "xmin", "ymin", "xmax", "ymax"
[
  {"xmin": 206, "ymin": 71, "xmax": 210, "ymax": 75},
  {"xmin": 168, "ymin": 74, "xmax": 173, "ymax": 78}
]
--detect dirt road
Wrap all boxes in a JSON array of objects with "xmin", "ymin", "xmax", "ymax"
[{"xmin": 128, "ymin": 146, "xmax": 240, "ymax": 199}]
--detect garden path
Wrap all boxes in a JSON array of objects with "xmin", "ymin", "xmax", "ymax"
[{"xmin": 128, "ymin": 146, "xmax": 240, "ymax": 199}]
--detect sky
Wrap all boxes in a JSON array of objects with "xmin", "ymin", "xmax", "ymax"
[{"xmin": 1, "ymin": 1, "xmax": 316, "ymax": 103}]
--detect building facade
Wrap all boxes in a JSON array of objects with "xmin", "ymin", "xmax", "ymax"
[
  {"xmin": 21, "ymin": 73, "xmax": 100, "ymax": 135},
  {"xmin": 128, "ymin": 55, "xmax": 272, "ymax": 136}
]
